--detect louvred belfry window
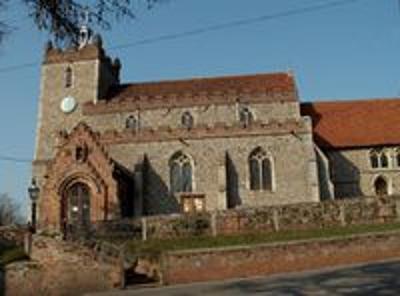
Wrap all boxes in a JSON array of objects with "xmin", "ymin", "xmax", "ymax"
[{"xmin": 65, "ymin": 67, "xmax": 73, "ymax": 88}]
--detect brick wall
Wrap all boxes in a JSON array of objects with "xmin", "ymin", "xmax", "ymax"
[
  {"xmin": 161, "ymin": 231, "xmax": 400, "ymax": 285},
  {"xmin": 0, "ymin": 226, "xmax": 27, "ymax": 246},
  {"xmin": 3, "ymin": 235, "xmax": 121, "ymax": 296}
]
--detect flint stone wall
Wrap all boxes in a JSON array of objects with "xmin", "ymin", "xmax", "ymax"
[{"xmin": 94, "ymin": 196, "xmax": 400, "ymax": 241}]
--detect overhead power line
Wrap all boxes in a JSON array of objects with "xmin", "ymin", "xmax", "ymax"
[
  {"xmin": 110, "ymin": 0, "xmax": 363, "ymax": 50},
  {"xmin": 0, "ymin": 62, "xmax": 38, "ymax": 73},
  {"xmin": 0, "ymin": 155, "xmax": 32, "ymax": 164},
  {"xmin": 0, "ymin": 0, "xmax": 365, "ymax": 74}
]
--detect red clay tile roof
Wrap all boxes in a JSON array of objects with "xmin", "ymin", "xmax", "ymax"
[
  {"xmin": 107, "ymin": 72, "xmax": 297, "ymax": 101},
  {"xmin": 301, "ymin": 98, "xmax": 400, "ymax": 149}
]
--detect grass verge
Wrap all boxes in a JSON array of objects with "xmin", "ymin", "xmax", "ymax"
[
  {"xmin": 125, "ymin": 222, "xmax": 400, "ymax": 257},
  {"xmin": 0, "ymin": 242, "xmax": 28, "ymax": 267}
]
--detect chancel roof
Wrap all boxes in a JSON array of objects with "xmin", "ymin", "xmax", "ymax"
[{"xmin": 301, "ymin": 98, "xmax": 400, "ymax": 149}]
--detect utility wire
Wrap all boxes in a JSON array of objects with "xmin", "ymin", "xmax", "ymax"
[
  {"xmin": 0, "ymin": 62, "xmax": 38, "ymax": 73},
  {"xmin": 110, "ymin": 0, "xmax": 363, "ymax": 50},
  {"xmin": 0, "ymin": 0, "xmax": 365, "ymax": 74},
  {"xmin": 0, "ymin": 155, "xmax": 32, "ymax": 164},
  {"xmin": 0, "ymin": 0, "xmax": 368, "ymax": 163}
]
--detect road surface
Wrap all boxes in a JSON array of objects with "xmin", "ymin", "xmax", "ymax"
[{"xmin": 88, "ymin": 258, "xmax": 400, "ymax": 295}]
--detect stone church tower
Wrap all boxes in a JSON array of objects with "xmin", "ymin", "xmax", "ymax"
[
  {"xmin": 32, "ymin": 36, "xmax": 131, "ymax": 232},
  {"xmin": 34, "ymin": 37, "xmax": 120, "ymax": 164}
]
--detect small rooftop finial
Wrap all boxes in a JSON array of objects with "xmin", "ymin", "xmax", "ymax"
[{"xmin": 78, "ymin": 7, "xmax": 92, "ymax": 49}]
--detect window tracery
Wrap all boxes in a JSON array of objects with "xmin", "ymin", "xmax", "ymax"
[
  {"xmin": 170, "ymin": 152, "xmax": 193, "ymax": 193},
  {"xmin": 249, "ymin": 147, "xmax": 273, "ymax": 191}
]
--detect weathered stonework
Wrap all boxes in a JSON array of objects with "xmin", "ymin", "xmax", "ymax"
[
  {"xmin": 326, "ymin": 148, "xmax": 400, "ymax": 198},
  {"xmin": 32, "ymin": 39, "xmax": 321, "ymax": 232},
  {"xmin": 38, "ymin": 122, "xmax": 134, "ymax": 231},
  {"xmin": 4, "ymin": 235, "xmax": 120, "ymax": 296},
  {"xmin": 93, "ymin": 196, "xmax": 400, "ymax": 242}
]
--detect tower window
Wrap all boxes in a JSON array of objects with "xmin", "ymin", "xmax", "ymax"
[
  {"xmin": 249, "ymin": 147, "xmax": 273, "ymax": 191},
  {"xmin": 65, "ymin": 67, "xmax": 73, "ymax": 88}
]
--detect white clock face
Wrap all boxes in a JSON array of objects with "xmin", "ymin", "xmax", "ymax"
[{"xmin": 60, "ymin": 96, "xmax": 77, "ymax": 114}]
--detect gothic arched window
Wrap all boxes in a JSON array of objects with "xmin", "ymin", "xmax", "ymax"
[
  {"xmin": 239, "ymin": 106, "xmax": 254, "ymax": 127},
  {"xmin": 65, "ymin": 66, "xmax": 73, "ymax": 88},
  {"xmin": 370, "ymin": 150, "xmax": 379, "ymax": 168},
  {"xmin": 170, "ymin": 152, "xmax": 193, "ymax": 193},
  {"xmin": 125, "ymin": 115, "xmax": 138, "ymax": 131},
  {"xmin": 396, "ymin": 149, "xmax": 400, "ymax": 167},
  {"xmin": 249, "ymin": 147, "xmax": 273, "ymax": 191},
  {"xmin": 181, "ymin": 111, "xmax": 194, "ymax": 129},
  {"xmin": 381, "ymin": 152, "xmax": 389, "ymax": 168},
  {"xmin": 370, "ymin": 149, "xmax": 389, "ymax": 169},
  {"xmin": 374, "ymin": 176, "xmax": 388, "ymax": 196}
]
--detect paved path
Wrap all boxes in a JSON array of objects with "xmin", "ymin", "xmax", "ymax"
[{"xmin": 89, "ymin": 258, "xmax": 400, "ymax": 295}]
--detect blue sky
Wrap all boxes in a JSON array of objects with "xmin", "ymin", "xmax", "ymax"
[{"xmin": 0, "ymin": 0, "xmax": 399, "ymax": 215}]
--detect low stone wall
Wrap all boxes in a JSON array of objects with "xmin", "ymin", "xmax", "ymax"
[
  {"xmin": 94, "ymin": 213, "xmax": 213, "ymax": 241},
  {"xmin": 95, "ymin": 196, "xmax": 400, "ymax": 241},
  {"xmin": 3, "ymin": 236, "xmax": 121, "ymax": 296},
  {"xmin": 161, "ymin": 230, "xmax": 400, "ymax": 285},
  {"xmin": 216, "ymin": 196, "xmax": 399, "ymax": 235},
  {"xmin": 0, "ymin": 225, "xmax": 28, "ymax": 246}
]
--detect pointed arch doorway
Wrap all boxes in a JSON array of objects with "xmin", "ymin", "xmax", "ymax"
[{"xmin": 62, "ymin": 182, "xmax": 91, "ymax": 239}]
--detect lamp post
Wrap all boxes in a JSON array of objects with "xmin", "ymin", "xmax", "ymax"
[{"xmin": 28, "ymin": 178, "xmax": 40, "ymax": 232}]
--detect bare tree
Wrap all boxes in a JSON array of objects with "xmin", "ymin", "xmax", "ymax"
[
  {"xmin": 1, "ymin": 0, "xmax": 162, "ymax": 46},
  {"xmin": 0, "ymin": 0, "xmax": 9, "ymax": 45},
  {"xmin": 0, "ymin": 193, "xmax": 22, "ymax": 226}
]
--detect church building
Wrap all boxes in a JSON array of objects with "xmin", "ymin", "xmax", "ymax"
[{"xmin": 31, "ymin": 33, "xmax": 397, "ymax": 234}]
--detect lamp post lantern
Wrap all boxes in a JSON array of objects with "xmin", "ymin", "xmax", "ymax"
[{"xmin": 28, "ymin": 178, "xmax": 40, "ymax": 232}]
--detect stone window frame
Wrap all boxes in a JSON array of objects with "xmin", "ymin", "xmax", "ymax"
[
  {"xmin": 181, "ymin": 111, "xmax": 194, "ymax": 129},
  {"xmin": 75, "ymin": 144, "xmax": 89, "ymax": 163},
  {"xmin": 238, "ymin": 105, "xmax": 255, "ymax": 128},
  {"xmin": 369, "ymin": 148, "xmax": 390, "ymax": 169},
  {"xmin": 125, "ymin": 115, "xmax": 139, "ymax": 131},
  {"xmin": 65, "ymin": 66, "xmax": 73, "ymax": 88},
  {"xmin": 248, "ymin": 147, "xmax": 275, "ymax": 192},
  {"xmin": 169, "ymin": 151, "xmax": 196, "ymax": 195},
  {"xmin": 395, "ymin": 148, "xmax": 400, "ymax": 167},
  {"xmin": 372, "ymin": 175, "xmax": 392, "ymax": 196}
]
